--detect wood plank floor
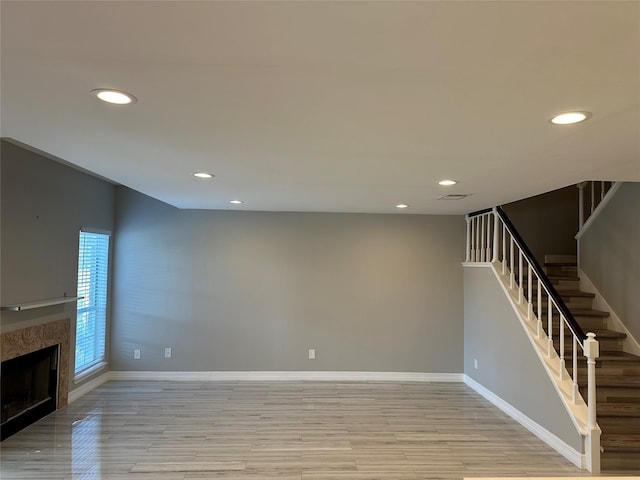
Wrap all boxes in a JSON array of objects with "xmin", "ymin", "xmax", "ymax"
[{"xmin": 0, "ymin": 380, "xmax": 628, "ymax": 479}]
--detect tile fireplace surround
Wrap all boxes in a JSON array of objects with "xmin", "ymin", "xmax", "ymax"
[{"xmin": 0, "ymin": 318, "xmax": 70, "ymax": 409}]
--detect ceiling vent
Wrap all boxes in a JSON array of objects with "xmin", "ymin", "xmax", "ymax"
[{"xmin": 438, "ymin": 194, "xmax": 469, "ymax": 200}]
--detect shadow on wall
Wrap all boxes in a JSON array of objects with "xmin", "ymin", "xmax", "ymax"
[{"xmin": 502, "ymin": 185, "xmax": 579, "ymax": 265}]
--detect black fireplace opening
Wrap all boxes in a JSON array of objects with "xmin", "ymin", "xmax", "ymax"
[{"xmin": 1, "ymin": 345, "xmax": 59, "ymax": 441}]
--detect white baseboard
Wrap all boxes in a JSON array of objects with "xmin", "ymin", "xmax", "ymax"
[
  {"xmin": 109, "ymin": 371, "xmax": 464, "ymax": 382},
  {"xmin": 68, "ymin": 370, "xmax": 111, "ymax": 403},
  {"xmin": 464, "ymin": 375, "xmax": 584, "ymax": 469}
]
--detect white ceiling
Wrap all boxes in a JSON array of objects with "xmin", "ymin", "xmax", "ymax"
[{"xmin": 2, "ymin": 1, "xmax": 639, "ymax": 214}]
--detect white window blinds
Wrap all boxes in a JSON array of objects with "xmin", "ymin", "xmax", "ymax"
[{"xmin": 75, "ymin": 231, "xmax": 110, "ymax": 375}]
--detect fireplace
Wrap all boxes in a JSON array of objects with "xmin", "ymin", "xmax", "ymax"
[
  {"xmin": 1, "ymin": 345, "xmax": 59, "ymax": 440},
  {"xmin": 0, "ymin": 318, "xmax": 70, "ymax": 441}
]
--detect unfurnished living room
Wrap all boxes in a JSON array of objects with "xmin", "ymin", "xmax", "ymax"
[{"xmin": 1, "ymin": 1, "xmax": 640, "ymax": 479}]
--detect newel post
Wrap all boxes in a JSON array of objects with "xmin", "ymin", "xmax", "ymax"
[{"xmin": 584, "ymin": 332, "xmax": 601, "ymax": 473}]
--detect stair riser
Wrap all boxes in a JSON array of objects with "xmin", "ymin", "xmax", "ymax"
[
  {"xmin": 601, "ymin": 452, "xmax": 640, "ymax": 471},
  {"xmin": 565, "ymin": 298, "xmax": 595, "ymax": 309},
  {"xmin": 552, "ymin": 280, "xmax": 580, "ymax": 290},
  {"xmin": 574, "ymin": 316, "xmax": 610, "ymax": 330},
  {"xmin": 592, "ymin": 387, "xmax": 640, "ymax": 402},
  {"xmin": 598, "ymin": 417, "xmax": 640, "ymax": 433},
  {"xmin": 544, "ymin": 265, "xmax": 577, "ymax": 276},
  {"xmin": 597, "ymin": 360, "xmax": 640, "ymax": 369}
]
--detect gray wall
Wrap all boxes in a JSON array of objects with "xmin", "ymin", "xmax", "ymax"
[
  {"xmin": 111, "ymin": 187, "xmax": 465, "ymax": 372},
  {"xmin": 580, "ymin": 182, "xmax": 640, "ymax": 340},
  {"xmin": 503, "ymin": 185, "xmax": 578, "ymax": 265},
  {"xmin": 0, "ymin": 140, "xmax": 115, "ymax": 389},
  {"xmin": 463, "ymin": 265, "xmax": 582, "ymax": 451}
]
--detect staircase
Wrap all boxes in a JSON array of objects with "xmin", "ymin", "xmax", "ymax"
[{"xmin": 545, "ymin": 256, "xmax": 640, "ymax": 472}]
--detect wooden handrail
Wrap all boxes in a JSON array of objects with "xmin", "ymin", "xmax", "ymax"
[{"xmin": 495, "ymin": 206, "xmax": 587, "ymax": 342}]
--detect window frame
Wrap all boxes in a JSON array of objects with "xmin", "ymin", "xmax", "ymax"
[{"xmin": 74, "ymin": 229, "xmax": 111, "ymax": 381}]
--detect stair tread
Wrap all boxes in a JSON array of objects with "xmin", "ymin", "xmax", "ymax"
[
  {"xmin": 531, "ymin": 288, "xmax": 595, "ymax": 298},
  {"xmin": 568, "ymin": 308, "xmax": 610, "ymax": 317},
  {"xmin": 544, "ymin": 262, "xmax": 577, "ymax": 266},
  {"xmin": 547, "ymin": 274, "xmax": 580, "ymax": 281},
  {"xmin": 602, "ymin": 434, "xmax": 640, "ymax": 451},
  {"xmin": 559, "ymin": 328, "xmax": 624, "ymax": 338},
  {"xmin": 584, "ymin": 329, "xmax": 626, "ymax": 338},
  {"xmin": 560, "ymin": 290, "xmax": 596, "ymax": 298},
  {"xmin": 599, "ymin": 351, "xmax": 640, "ymax": 361}
]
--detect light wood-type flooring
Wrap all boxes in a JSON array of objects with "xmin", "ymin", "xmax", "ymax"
[{"xmin": 0, "ymin": 380, "xmax": 635, "ymax": 479}]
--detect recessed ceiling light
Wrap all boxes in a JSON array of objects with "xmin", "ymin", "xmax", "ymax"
[
  {"xmin": 550, "ymin": 111, "xmax": 591, "ymax": 125},
  {"xmin": 193, "ymin": 172, "xmax": 213, "ymax": 179},
  {"xmin": 91, "ymin": 88, "xmax": 137, "ymax": 105},
  {"xmin": 438, "ymin": 179, "xmax": 458, "ymax": 186},
  {"xmin": 396, "ymin": 204, "xmax": 409, "ymax": 209},
  {"xmin": 229, "ymin": 200, "xmax": 243, "ymax": 204}
]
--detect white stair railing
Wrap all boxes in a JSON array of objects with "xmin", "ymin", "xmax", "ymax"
[
  {"xmin": 577, "ymin": 181, "xmax": 617, "ymax": 229},
  {"xmin": 465, "ymin": 206, "xmax": 601, "ymax": 473}
]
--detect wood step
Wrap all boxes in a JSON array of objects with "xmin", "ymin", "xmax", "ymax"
[
  {"xmin": 568, "ymin": 308, "xmax": 610, "ymax": 318},
  {"xmin": 573, "ymin": 365, "xmax": 640, "ymax": 376},
  {"xmin": 595, "ymin": 351, "xmax": 640, "ymax": 366},
  {"xmin": 544, "ymin": 265, "xmax": 577, "ymax": 277},
  {"xmin": 595, "ymin": 388, "xmax": 640, "ymax": 405},
  {"xmin": 544, "ymin": 254, "xmax": 577, "ymax": 265},
  {"xmin": 590, "ymin": 375, "xmax": 640, "ymax": 388},
  {"xmin": 559, "ymin": 328, "xmax": 625, "ymax": 339},
  {"xmin": 598, "ymin": 402, "xmax": 640, "ymax": 417},
  {"xmin": 601, "ymin": 450, "xmax": 640, "ymax": 471},
  {"xmin": 602, "ymin": 434, "xmax": 640, "ymax": 452},
  {"xmin": 599, "ymin": 415, "xmax": 640, "ymax": 433}
]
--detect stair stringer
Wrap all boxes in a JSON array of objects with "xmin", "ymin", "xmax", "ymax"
[
  {"xmin": 487, "ymin": 261, "xmax": 593, "ymax": 439},
  {"xmin": 579, "ymin": 267, "xmax": 640, "ymax": 357}
]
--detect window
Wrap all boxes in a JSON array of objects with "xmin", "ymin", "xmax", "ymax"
[{"xmin": 75, "ymin": 231, "xmax": 110, "ymax": 378}]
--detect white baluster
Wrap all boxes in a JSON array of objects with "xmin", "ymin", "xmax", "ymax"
[
  {"xmin": 518, "ymin": 250, "xmax": 523, "ymax": 304},
  {"xmin": 559, "ymin": 314, "xmax": 565, "ymax": 380},
  {"xmin": 465, "ymin": 216, "xmax": 471, "ymax": 262},
  {"xmin": 536, "ymin": 278, "xmax": 542, "ymax": 338},
  {"xmin": 547, "ymin": 298, "xmax": 553, "ymax": 358},
  {"xmin": 492, "ymin": 210, "xmax": 499, "ymax": 263},
  {"xmin": 470, "ymin": 218, "xmax": 476, "ymax": 262},
  {"xmin": 509, "ymin": 237, "xmax": 515, "ymax": 289},
  {"xmin": 475, "ymin": 217, "xmax": 480, "ymax": 262},
  {"xmin": 572, "ymin": 337, "xmax": 578, "ymax": 404},
  {"xmin": 577, "ymin": 182, "xmax": 586, "ymax": 230},
  {"xmin": 502, "ymin": 224, "xmax": 507, "ymax": 274},
  {"xmin": 485, "ymin": 213, "xmax": 493, "ymax": 262},
  {"xmin": 480, "ymin": 215, "xmax": 485, "ymax": 262},
  {"xmin": 527, "ymin": 263, "xmax": 533, "ymax": 320}
]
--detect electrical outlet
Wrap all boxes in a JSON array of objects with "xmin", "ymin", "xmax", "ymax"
[
  {"xmin": 308, "ymin": 349, "xmax": 316, "ymax": 360},
  {"xmin": 474, "ymin": 358, "xmax": 478, "ymax": 370},
  {"xmin": 134, "ymin": 349, "xmax": 141, "ymax": 360},
  {"xmin": 164, "ymin": 347, "xmax": 172, "ymax": 358}
]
